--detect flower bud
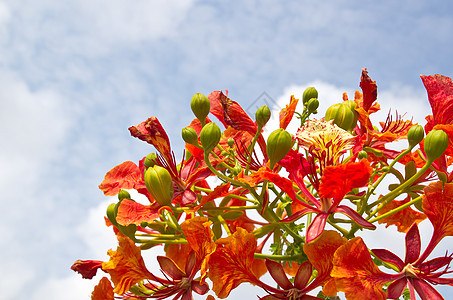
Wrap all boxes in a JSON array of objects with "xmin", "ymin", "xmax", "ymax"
[
  {"xmin": 303, "ymin": 87, "xmax": 318, "ymax": 105},
  {"xmin": 181, "ymin": 127, "xmax": 200, "ymax": 146},
  {"xmin": 200, "ymin": 122, "xmax": 221, "ymax": 153},
  {"xmin": 227, "ymin": 138, "xmax": 235, "ymax": 148},
  {"xmin": 144, "ymin": 165, "xmax": 174, "ymax": 206},
  {"xmin": 255, "ymin": 105, "xmax": 271, "ymax": 128},
  {"xmin": 325, "ymin": 103, "xmax": 358, "ymax": 132},
  {"xmin": 144, "ymin": 153, "xmax": 158, "ymax": 168},
  {"xmin": 267, "ymin": 128, "xmax": 292, "ymax": 169},
  {"xmin": 407, "ymin": 124, "xmax": 424, "ymax": 148},
  {"xmin": 306, "ymin": 98, "xmax": 319, "ymax": 114},
  {"xmin": 424, "ymin": 129, "xmax": 449, "ymax": 162},
  {"xmin": 118, "ymin": 189, "xmax": 131, "ymax": 201},
  {"xmin": 357, "ymin": 150, "xmax": 368, "ymax": 159},
  {"xmin": 190, "ymin": 93, "xmax": 210, "ymax": 125}
]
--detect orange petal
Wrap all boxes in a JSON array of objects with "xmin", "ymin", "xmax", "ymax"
[
  {"xmin": 331, "ymin": 237, "xmax": 392, "ymax": 300},
  {"xmin": 303, "ymin": 230, "xmax": 347, "ymax": 290},
  {"xmin": 279, "ymin": 95, "xmax": 299, "ymax": 129},
  {"xmin": 208, "ymin": 227, "xmax": 261, "ymax": 298},
  {"xmin": 98, "ymin": 161, "xmax": 144, "ymax": 196},
  {"xmin": 116, "ymin": 199, "xmax": 160, "ymax": 226},
  {"xmin": 377, "ymin": 196, "xmax": 426, "ymax": 233},
  {"xmin": 71, "ymin": 259, "xmax": 103, "ymax": 279},
  {"xmin": 181, "ymin": 217, "xmax": 216, "ymax": 282},
  {"xmin": 91, "ymin": 277, "xmax": 114, "ymax": 300},
  {"xmin": 164, "ymin": 243, "xmax": 193, "ymax": 271},
  {"xmin": 423, "ymin": 181, "xmax": 453, "ymax": 246},
  {"xmin": 102, "ymin": 234, "xmax": 153, "ymax": 295}
]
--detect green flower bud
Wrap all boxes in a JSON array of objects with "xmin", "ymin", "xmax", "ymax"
[
  {"xmin": 144, "ymin": 165, "xmax": 174, "ymax": 206},
  {"xmin": 303, "ymin": 87, "xmax": 318, "ymax": 105},
  {"xmin": 200, "ymin": 122, "xmax": 221, "ymax": 153},
  {"xmin": 325, "ymin": 103, "xmax": 358, "ymax": 132},
  {"xmin": 190, "ymin": 93, "xmax": 210, "ymax": 125},
  {"xmin": 118, "ymin": 189, "xmax": 131, "ymax": 201},
  {"xmin": 181, "ymin": 127, "xmax": 200, "ymax": 146},
  {"xmin": 106, "ymin": 203, "xmax": 118, "ymax": 226},
  {"xmin": 144, "ymin": 153, "xmax": 158, "ymax": 168},
  {"xmin": 227, "ymin": 138, "xmax": 235, "ymax": 148},
  {"xmin": 306, "ymin": 98, "xmax": 319, "ymax": 114},
  {"xmin": 407, "ymin": 124, "xmax": 424, "ymax": 148},
  {"xmin": 267, "ymin": 128, "xmax": 293, "ymax": 169},
  {"xmin": 424, "ymin": 129, "xmax": 449, "ymax": 162},
  {"xmin": 357, "ymin": 150, "xmax": 368, "ymax": 159},
  {"xmin": 255, "ymin": 105, "xmax": 271, "ymax": 128}
]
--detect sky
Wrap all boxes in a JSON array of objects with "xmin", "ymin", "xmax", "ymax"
[{"xmin": 1, "ymin": 0, "xmax": 453, "ymax": 299}]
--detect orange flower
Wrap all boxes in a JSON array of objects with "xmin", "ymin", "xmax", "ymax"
[
  {"xmin": 102, "ymin": 234, "xmax": 153, "ymax": 295},
  {"xmin": 91, "ymin": 277, "xmax": 114, "ymax": 300},
  {"xmin": 208, "ymin": 227, "xmax": 262, "ymax": 298}
]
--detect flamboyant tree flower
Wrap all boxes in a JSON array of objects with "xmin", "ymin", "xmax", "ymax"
[
  {"xmin": 91, "ymin": 277, "xmax": 114, "ymax": 300},
  {"xmin": 332, "ymin": 223, "xmax": 453, "ymax": 300}
]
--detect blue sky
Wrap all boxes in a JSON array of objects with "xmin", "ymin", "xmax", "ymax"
[{"xmin": 1, "ymin": 0, "xmax": 453, "ymax": 299}]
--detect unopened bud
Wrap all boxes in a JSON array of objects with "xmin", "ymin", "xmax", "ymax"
[
  {"xmin": 227, "ymin": 138, "xmax": 235, "ymax": 148},
  {"xmin": 200, "ymin": 122, "xmax": 221, "ymax": 153},
  {"xmin": 190, "ymin": 93, "xmax": 210, "ymax": 125},
  {"xmin": 407, "ymin": 125, "xmax": 424, "ymax": 148},
  {"xmin": 144, "ymin": 153, "xmax": 158, "ymax": 168},
  {"xmin": 144, "ymin": 165, "xmax": 174, "ymax": 206},
  {"xmin": 118, "ymin": 190, "xmax": 131, "ymax": 201},
  {"xmin": 303, "ymin": 87, "xmax": 318, "ymax": 105},
  {"xmin": 306, "ymin": 98, "xmax": 319, "ymax": 114},
  {"xmin": 256, "ymin": 105, "xmax": 271, "ymax": 128},
  {"xmin": 267, "ymin": 128, "xmax": 292, "ymax": 169},
  {"xmin": 357, "ymin": 150, "xmax": 368, "ymax": 159},
  {"xmin": 424, "ymin": 129, "xmax": 449, "ymax": 162},
  {"xmin": 181, "ymin": 127, "xmax": 200, "ymax": 146},
  {"xmin": 325, "ymin": 103, "xmax": 358, "ymax": 132}
]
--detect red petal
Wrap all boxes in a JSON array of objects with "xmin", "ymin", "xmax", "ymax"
[
  {"xmin": 157, "ymin": 256, "xmax": 185, "ymax": 280},
  {"xmin": 98, "ymin": 161, "xmax": 144, "ymax": 196},
  {"xmin": 371, "ymin": 249, "xmax": 404, "ymax": 271},
  {"xmin": 319, "ymin": 159, "xmax": 372, "ymax": 202},
  {"xmin": 410, "ymin": 277, "xmax": 444, "ymax": 300},
  {"xmin": 386, "ymin": 277, "xmax": 407, "ymax": 299},
  {"xmin": 265, "ymin": 258, "xmax": 293, "ymax": 290},
  {"xmin": 359, "ymin": 68, "xmax": 378, "ymax": 112},
  {"xmin": 305, "ymin": 213, "xmax": 329, "ymax": 243},
  {"xmin": 405, "ymin": 223, "xmax": 421, "ymax": 264},
  {"xmin": 116, "ymin": 199, "xmax": 160, "ymax": 226},
  {"xmin": 128, "ymin": 117, "xmax": 173, "ymax": 164},
  {"xmin": 71, "ymin": 259, "xmax": 103, "ymax": 279},
  {"xmin": 293, "ymin": 261, "xmax": 313, "ymax": 290},
  {"xmin": 420, "ymin": 74, "xmax": 453, "ymax": 126},
  {"xmin": 335, "ymin": 205, "xmax": 375, "ymax": 229},
  {"xmin": 279, "ymin": 95, "xmax": 299, "ymax": 129}
]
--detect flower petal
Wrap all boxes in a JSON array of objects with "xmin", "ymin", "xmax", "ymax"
[
  {"xmin": 377, "ymin": 196, "xmax": 427, "ymax": 233},
  {"xmin": 405, "ymin": 223, "xmax": 421, "ymax": 264},
  {"xmin": 359, "ymin": 68, "xmax": 378, "ymax": 112},
  {"xmin": 116, "ymin": 199, "xmax": 160, "ymax": 226},
  {"xmin": 98, "ymin": 161, "xmax": 144, "ymax": 196},
  {"xmin": 319, "ymin": 159, "xmax": 372, "ymax": 202},
  {"xmin": 157, "ymin": 256, "xmax": 185, "ymax": 280},
  {"xmin": 331, "ymin": 237, "xmax": 396, "ymax": 300},
  {"xmin": 71, "ymin": 260, "xmax": 103, "ymax": 279},
  {"xmin": 265, "ymin": 258, "xmax": 293, "ymax": 290},
  {"xmin": 208, "ymin": 227, "xmax": 261, "ymax": 298},
  {"xmin": 386, "ymin": 277, "xmax": 407, "ymax": 299},
  {"xmin": 371, "ymin": 249, "xmax": 404, "ymax": 271},
  {"xmin": 410, "ymin": 277, "xmax": 444, "ymax": 300},
  {"xmin": 91, "ymin": 277, "xmax": 114, "ymax": 300},
  {"xmin": 279, "ymin": 95, "xmax": 299, "ymax": 129},
  {"xmin": 420, "ymin": 74, "xmax": 453, "ymax": 128},
  {"xmin": 306, "ymin": 213, "xmax": 329, "ymax": 243}
]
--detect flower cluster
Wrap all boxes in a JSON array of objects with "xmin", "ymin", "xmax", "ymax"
[{"xmin": 72, "ymin": 69, "xmax": 453, "ymax": 299}]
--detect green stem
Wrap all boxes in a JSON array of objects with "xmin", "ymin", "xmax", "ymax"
[
  {"xmin": 366, "ymin": 161, "xmax": 432, "ymax": 221},
  {"xmin": 254, "ymin": 253, "xmax": 305, "ymax": 261},
  {"xmin": 368, "ymin": 195, "xmax": 423, "ymax": 223},
  {"xmin": 245, "ymin": 124, "xmax": 263, "ymax": 175}
]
